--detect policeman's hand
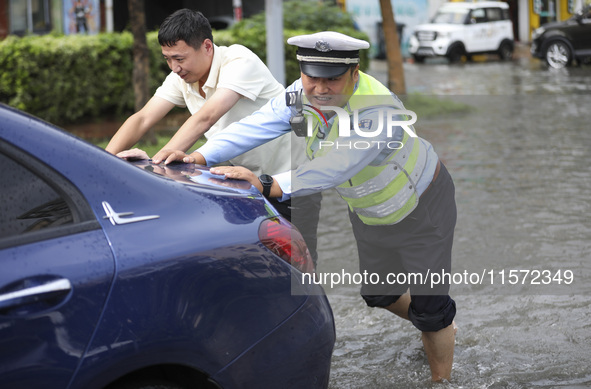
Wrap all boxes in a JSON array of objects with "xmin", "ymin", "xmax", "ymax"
[
  {"xmin": 207, "ymin": 175, "xmax": 253, "ymax": 190},
  {"xmin": 209, "ymin": 166, "xmax": 259, "ymax": 188},
  {"xmin": 116, "ymin": 148, "xmax": 149, "ymax": 161}
]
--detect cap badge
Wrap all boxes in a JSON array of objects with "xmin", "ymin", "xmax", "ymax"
[{"xmin": 315, "ymin": 40, "xmax": 332, "ymax": 52}]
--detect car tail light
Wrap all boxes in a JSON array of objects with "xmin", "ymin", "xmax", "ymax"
[{"xmin": 258, "ymin": 217, "xmax": 315, "ymax": 274}]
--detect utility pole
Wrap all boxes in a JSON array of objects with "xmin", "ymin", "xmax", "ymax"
[
  {"xmin": 105, "ymin": 0, "xmax": 113, "ymax": 32},
  {"xmin": 265, "ymin": 0, "xmax": 285, "ymax": 85}
]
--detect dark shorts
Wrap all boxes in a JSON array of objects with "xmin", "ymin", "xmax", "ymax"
[{"xmin": 349, "ymin": 162, "xmax": 457, "ymax": 331}]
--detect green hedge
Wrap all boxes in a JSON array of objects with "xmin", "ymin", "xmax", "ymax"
[
  {"xmin": 0, "ymin": 32, "xmax": 168, "ymax": 125},
  {"xmin": 0, "ymin": 1, "xmax": 369, "ymax": 125}
]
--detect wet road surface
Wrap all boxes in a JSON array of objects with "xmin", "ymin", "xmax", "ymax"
[{"xmin": 320, "ymin": 48, "xmax": 591, "ymax": 388}]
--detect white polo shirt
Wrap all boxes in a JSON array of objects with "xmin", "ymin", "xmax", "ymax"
[{"xmin": 155, "ymin": 44, "xmax": 306, "ymax": 176}]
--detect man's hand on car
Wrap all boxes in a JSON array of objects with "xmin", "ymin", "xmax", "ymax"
[
  {"xmin": 116, "ymin": 148, "xmax": 150, "ymax": 161},
  {"xmin": 152, "ymin": 149, "xmax": 208, "ymax": 166}
]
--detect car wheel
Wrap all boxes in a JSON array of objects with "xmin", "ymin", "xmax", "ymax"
[
  {"xmin": 412, "ymin": 54, "xmax": 425, "ymax": 63},
  {"xmin": 447, "ymin": 45, "xmax": 464, "ymax": 63},
  {"xmin": 545, "ymin": 41, "xmax": 571, "ymax": 69},
  {"xmin": 498, "ymin": 41, "xmax": 513, "ymax": 61}
]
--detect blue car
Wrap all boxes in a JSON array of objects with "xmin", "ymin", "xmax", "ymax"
[{"xmin": 0, "ymin": 103, "xmax": 335, "ymax": 389}]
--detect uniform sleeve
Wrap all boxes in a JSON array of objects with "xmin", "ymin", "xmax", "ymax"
[
  {"xmin": 154, "ymin": 72, "xmax": 187, "ymax": 107},
  {"xmin": 196, "ymin": 81, "xmax": 299, "ymax": 165}
]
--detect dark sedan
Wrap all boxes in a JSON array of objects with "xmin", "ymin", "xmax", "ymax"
[
  {"xmin": 531, "ymin": 5, "xmax": 591, "ymax": 68},
  {"xmin": 0, "ymin": 103, "xmax": 335, "ymax": 389}
]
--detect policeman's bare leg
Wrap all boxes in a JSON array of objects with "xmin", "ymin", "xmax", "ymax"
[
  {"xmin": 384, "ymin": 293, "xmax": 457, "ymax": 382},
  {"xmin": 422, "ymin": 323, "xmax": 455, "ymax": 382}
]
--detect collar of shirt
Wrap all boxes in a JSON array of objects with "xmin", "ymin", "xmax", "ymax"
[{"xmin": 202, "ymin": 44, "xmax": 221, "ymax": 96}]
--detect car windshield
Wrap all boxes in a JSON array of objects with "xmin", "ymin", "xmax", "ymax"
[{"xmin": 431, "ymin": 9, "xmax": 469, "ymax": 24}]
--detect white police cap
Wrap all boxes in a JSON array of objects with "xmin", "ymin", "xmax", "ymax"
[{"xmin": 287, "ymin": 31, "xmax": 370, "ymax": 78}]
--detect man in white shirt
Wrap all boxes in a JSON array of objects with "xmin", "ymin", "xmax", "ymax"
[{"xmin": 107, "ymin": 8, "xmax": 303, "ymax": 176}]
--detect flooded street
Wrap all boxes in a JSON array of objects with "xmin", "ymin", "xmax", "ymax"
[{"xmin": 320, "ymin": 51, "xmax": 591, "ymax": 388}]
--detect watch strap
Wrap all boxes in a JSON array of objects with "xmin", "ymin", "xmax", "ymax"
[{"xmin": 259, "ymin": 174, "xmax": 273, "ymax": 197}]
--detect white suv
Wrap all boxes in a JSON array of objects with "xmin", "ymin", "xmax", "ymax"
[{"xmin": 409, "ymin": 1, "xmax": 514, "ymax": 63}]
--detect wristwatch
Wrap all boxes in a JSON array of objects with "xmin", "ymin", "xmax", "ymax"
[{"xmin": 258, "ymin": 174, "xmax": 273, "ymax": 197}]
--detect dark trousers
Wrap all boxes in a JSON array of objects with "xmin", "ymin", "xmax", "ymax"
[{"xmin": 350, "ymin": 163, "xmax": 457, "ymax": 332}]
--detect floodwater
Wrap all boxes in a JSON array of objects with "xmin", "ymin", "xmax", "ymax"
[{"xmin": 319, "ymin": 52, "xmax": 591, "ymax": 388}]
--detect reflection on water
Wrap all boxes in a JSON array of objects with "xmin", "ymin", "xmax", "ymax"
[{"xmin": 319, "ymin": 61, "xmax": 591, "ymax": 387}]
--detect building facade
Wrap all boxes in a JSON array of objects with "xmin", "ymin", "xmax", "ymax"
[
  {"xmin": 0, "ymin": 0, "xmax": 264, "ymax": 39},
  {"xmin": 1, "ymin": 0, "xmax": 588, "ymax": 44}
]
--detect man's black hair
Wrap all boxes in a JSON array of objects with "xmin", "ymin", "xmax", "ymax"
[{"xmin": 158, "ymin": 9, "xmax": 214, "ymax": 50}]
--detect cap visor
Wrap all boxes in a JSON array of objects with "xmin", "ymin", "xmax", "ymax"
[{"xmin": 300, "ymin": 62, "xmax": 351, "ymax": 78}]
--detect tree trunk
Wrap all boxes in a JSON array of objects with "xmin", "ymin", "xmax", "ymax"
[
  {"xmin": 379, "ymin": 0, "xmax": 406, "ymax": 96},
  {"xmin": 128, "ymin": 0, "xmax": 155, "ymax": 144}
]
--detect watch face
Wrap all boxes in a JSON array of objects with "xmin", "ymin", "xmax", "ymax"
[{"xmin": 259, "ymin": 174, "xmax": 273, "ymax": 185}]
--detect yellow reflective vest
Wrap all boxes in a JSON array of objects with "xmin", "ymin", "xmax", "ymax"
[{"xmin": 304, "ymin": 72, "xmax": 427, "ymax": 225}]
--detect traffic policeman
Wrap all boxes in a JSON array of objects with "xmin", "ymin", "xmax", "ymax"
[{"xmin": 158, "ymin": 31, "xmax": 458, "ymax": 382}]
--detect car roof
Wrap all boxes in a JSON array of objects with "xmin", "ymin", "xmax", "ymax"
[
  {"xmin": 439, "ymin": 1, "xmax": 509, "ymax": 10},
  {"xmin": 0, "ymin": 104, "xmax": 258, "ymax": 198}
]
